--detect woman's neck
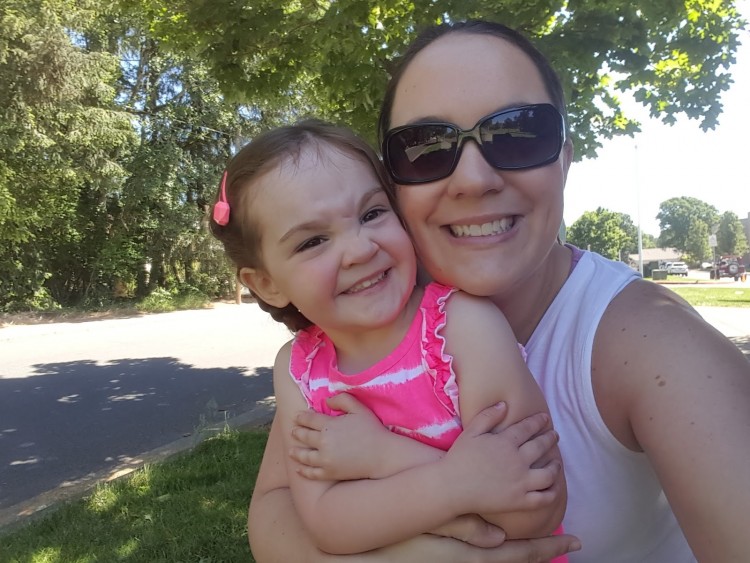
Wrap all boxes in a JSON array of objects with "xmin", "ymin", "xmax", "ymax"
[{"xmin": 490, "ymin": 243, "xmax": 573, "ymax": 345}]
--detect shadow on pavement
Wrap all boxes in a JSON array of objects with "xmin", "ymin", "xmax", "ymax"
[
  {"xmin": 729, "ymin": 335, "xmax": 750, "ymax": 359},
  {"xmin": 0, "ymin": 357, "xmax": 273, "ymax": 509}
]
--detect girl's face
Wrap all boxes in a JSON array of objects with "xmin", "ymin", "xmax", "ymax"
[
  {"xmin": 389, "ymin": 33, "xmax": 572, "ymax": 297},
  {"xmin": 241, "ymin": 145, "xmax": 417, "ymax": 338}
]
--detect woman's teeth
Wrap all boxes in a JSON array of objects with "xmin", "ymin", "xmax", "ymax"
[{"xmin": 449, "ymin": 217, "xmax": 514, "ymax": 238}]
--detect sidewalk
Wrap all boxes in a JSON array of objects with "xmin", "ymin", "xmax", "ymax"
[{"xmin": 695, "ymin": 306, "xmax": 750, "ymax": 357}]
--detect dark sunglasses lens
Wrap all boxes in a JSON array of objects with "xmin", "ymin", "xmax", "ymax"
[
  {"xmin": 481, "ymin": 106, "xmax": 562, "ymax": 169},
  {"xmin": 386, "ymin": 125, "xmax": 457, "ymax": 183}
]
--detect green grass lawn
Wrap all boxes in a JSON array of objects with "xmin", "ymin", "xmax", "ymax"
[
  {"xmin": 668, "ymin": 286, "xmax": 750, "ymax": 307},
  {"xmin": 0, "ymin": 429, "xmax": 267, "ymax": 562}
]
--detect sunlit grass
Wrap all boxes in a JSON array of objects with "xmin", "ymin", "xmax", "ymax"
[
  {"xmin": 669, "ymin": 286, "xmax": 750, "ymax": 307},
  {"xmin": 0, "ymin": 429, "xmax": 267, "ymax": 562}
]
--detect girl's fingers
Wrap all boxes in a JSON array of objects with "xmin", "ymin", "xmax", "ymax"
[
  {"xmin": 518, "ymin": 428, "xmax": 559, "ymax": 464},
  {"xmin": 525, "ymin": 461, "xmax": 561, "ymax": 495},
  {"xmin": 295, "ymin": 464, "xmax": 325, "ymax": 480},
  {"xmin": 499, "ymin": 412, "xmax": 551, "ymax": 444},
  {"xmin": 325, "ymin": 392, "xmax": 364, "ymax": 413},
  {"xmin": 290, "ymin": 425, "xmax": 320, "ymax": 448},
  {"xmin": 288, "ymin": 446, "xmax": 318, "ymax": 466},
  {"xmin": 463, "ymin": 402, "xmax": 508, "ymax": 435},
  {"xmin": 293, "ymin": 409, "xmax": 327, "ymax": 431}
]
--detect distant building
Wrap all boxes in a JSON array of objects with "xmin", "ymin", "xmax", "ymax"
[{"xmin": 627, "ymin": 247, "xmax": 682, "ymax": 275}]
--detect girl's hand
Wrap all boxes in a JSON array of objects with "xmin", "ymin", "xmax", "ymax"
[
  {"xmin": 442, "ymin": 404, "xmax": 563, "ymax": 516},
  {"xmin": 289, "ymin": 393, "xmax": 393, "ymax": 480}
]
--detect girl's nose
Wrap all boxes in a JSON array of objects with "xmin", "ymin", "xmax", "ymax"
[
  {"xmin": 342, "ymin": 231, "xmax": 379, "ymax": 268},
  {"xmin": 445, "ymin": 141, "xmax": 506, "ymax": 199}
]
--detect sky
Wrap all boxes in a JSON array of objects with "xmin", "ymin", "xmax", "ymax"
[{"xmin": 564, "ymin": 0, "xmax": 750, "ymax": 238}]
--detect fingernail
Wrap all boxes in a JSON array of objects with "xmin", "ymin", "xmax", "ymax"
[
  {"xmin": 570, "ymin": 540, "xmax": 582, "ymax": 551},
  {"xmin": 494, "ymin": 401, "xmax": 506, "ymax": 410}
]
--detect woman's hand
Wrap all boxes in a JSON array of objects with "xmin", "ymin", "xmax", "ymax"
[
  {"xmin": 428, "ymin": 514, "xmax": 506, "ymax": 548},
  {"xmin": 377, "ymin": 532, "xmax": 581, "ymax": 562}
]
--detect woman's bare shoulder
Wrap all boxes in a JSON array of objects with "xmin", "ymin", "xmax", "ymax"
[{"xmin": 592, "ymin": 278, "xmax": 749, "ymax": 447}]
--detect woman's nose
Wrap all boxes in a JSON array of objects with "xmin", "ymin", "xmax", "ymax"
[{"xmin": 445, "ymin": 141, "xmax": 505, "ymax": 198}]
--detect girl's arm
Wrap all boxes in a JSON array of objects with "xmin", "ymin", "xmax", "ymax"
[
  {"xmin": 274, "ymin": 342, "xmax": 561, "ymax": 554},
  {"xmin": 443, "ymin": 291, "xmax": 567, "ymax": 539},
  {"xmin": 289, "ymin": 392, "xmax": 447, "ymax": 481},
  {"xmin": 249, "ymin": 411, "xmax": 579, "ymax": 562},
  {"xmin": 593, "ymin": 280, "xmax": 750, "ymax": 562}
]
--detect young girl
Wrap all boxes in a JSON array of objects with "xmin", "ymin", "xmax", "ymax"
[{"xmin": 210, "ymin": 119, "xmax": 566, "ymax": 556}]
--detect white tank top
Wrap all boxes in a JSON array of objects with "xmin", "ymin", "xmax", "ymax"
[{"xmin": 525, "ymin": 249, "xmax": 695, "ymax": 562}]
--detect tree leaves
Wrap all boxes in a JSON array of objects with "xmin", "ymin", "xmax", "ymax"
[
  {"xmin": 567, "ymin": 207, "xmax": 636, "ymax": 260},
  {"xmin": 142, "ymin": 0, "xmax": 744, "ymax": 153}
]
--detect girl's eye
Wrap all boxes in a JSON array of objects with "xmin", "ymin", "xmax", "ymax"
[
  {"xmin": 296, "ymin": 237, "xmax": 325, "ymax": 252},
  {"xmin": 362, "ymin": 207, "xmax": 388, "ymax": 223}
]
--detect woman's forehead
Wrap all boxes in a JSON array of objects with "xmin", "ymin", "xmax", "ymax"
[{"xmin": 390, "ymin": 33, "xmax": 549, "ymax": 127}]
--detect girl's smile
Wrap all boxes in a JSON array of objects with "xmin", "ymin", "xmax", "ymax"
[{"xmin": 242, "ymin": 143, "xmax": 418, "ymax": 352}]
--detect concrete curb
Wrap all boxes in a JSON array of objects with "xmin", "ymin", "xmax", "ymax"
[{"xmin": 0, "ymin": 403, "xmax": 276, "ymax": 535}]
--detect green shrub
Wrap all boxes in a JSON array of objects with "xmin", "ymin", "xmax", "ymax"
[
  {"xmin": 136, "ymin": 286, "xmax": 210, "ymax": 313},
  {"xmin": 137, "ymin": 287, "xmax": 175, "ymax": 313}
]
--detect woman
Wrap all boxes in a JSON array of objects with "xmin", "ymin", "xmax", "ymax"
[{"xmin": 248, "ymin": 20, "xmax": 750, "ymax": 562}]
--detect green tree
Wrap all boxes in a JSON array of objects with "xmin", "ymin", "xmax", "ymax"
[
  {"xmin": 567, "ymin": 207, "xmax": 633, "ymax": 260},
  {"xmin": 657, "ymin": 197, "xmax": 719, "ymax": 260},
  {"xmin": 716, "ymin": 210, "xmax": 749, "ymax": 257},
  {"xmin": 142, "ymin": 0, "xmax": 744, "ymax": 154},
  {"xmin": 97, "ymin": 10, "xmax": 262, "ymax": 300},
  {"xmin": 683, "ymin": 217, "xmax": 711, "ymax": 265},
  {"xmin": 641, "ymin": 233, "xmax": 657, "ymax": 249},
  {"xmin": 0, "ymin": 0, "xmax": 135, "ymax": 310},
  {"xmin": 615, "ymin": 212, "xmax": 640, "ymax": 256}
]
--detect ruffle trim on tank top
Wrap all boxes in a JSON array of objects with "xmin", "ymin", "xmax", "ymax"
[
  {"xmin": 420, "ymin": 283, "xmax": 461, "ymax": 415},
  {"xmin": 289, "ymin": 325, "xmax": 328, "ymax": 411}
]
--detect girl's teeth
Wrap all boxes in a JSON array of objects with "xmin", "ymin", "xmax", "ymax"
[
  {"xmin": 347, "ymin": 271, "xmax": 386, "ymax": 293},
  {"xmin": 450, "ymin": 218, "xmax": 514, "ymax": 238}
]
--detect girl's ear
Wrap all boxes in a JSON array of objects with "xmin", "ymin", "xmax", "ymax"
[{"xmin": 239, "ymin": 267, "xmax": 291, "ymax": 309}]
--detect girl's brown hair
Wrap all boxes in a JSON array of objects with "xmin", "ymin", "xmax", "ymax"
[{"xmin": 210, "ymin": 119, "xmax": 395, "ymax": 332}]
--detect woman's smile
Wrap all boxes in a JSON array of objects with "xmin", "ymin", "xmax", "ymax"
[{"xmin": 448, "ymin": 216, "xmax": 517, "ymax": 238}]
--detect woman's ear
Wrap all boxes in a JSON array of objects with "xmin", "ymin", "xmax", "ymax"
[
  {"xmin": 561, "ymin": 139, "xmax": 574, "ymax": 183},
  {"xmin": 239, "ymin": 267, "xmax": 291, "ymax": 309}
]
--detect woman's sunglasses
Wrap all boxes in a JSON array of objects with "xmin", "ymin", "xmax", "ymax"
[{"xmin": 382, "ymin": 103, "xmax": 565, "ymax": 185}]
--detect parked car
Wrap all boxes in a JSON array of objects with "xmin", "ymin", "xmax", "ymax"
[
  {"xmin": 711, "ymin": 256, "xmax": 747, "ymax": 281},
  {"xmin": 665, "ymin": 262, "xmax": 689, "ymax": 276}
]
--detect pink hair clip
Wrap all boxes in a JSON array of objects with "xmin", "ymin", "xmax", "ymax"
[{"xmin": 213, "ymin": 171, "xmax": 230, "ymax": 226}]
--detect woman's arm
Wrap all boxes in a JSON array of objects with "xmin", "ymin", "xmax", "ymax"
[
  {"xmin": 594, "ymin": 280, "xmax": 750, "ymax": 562},
  {"xmin": 248, "ymin": 413, "xmax": 580, "ymax": 562},
  {"xmin": 443, "ymin": 292, "xmax": 567, "ymax": 538},
  {"xmin": 274, "ymin": 339, "xmax": 562, "ymax": 554}
]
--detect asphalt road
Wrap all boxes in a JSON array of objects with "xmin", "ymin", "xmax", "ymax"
[
  {"xmin": 0, "ymin": 291, "xmax": 748, "ymax": 528},
  {"xmin": 0, "ymin": 303, "xmax": 291, "ymax": 515}
]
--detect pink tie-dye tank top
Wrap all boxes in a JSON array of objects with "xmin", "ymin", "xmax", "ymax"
[{"xmin": 289, "ymin": 282, "xmax": 461, "ymax": 450}]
